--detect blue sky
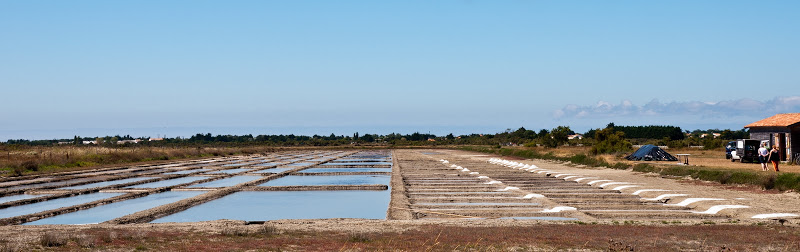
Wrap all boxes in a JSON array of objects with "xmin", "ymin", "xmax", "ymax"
[{"xmin": 2, "ymin": 1, "xmax": 799, "ymax": 140}]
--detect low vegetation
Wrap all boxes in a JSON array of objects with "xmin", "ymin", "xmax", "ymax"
[
  {"xmin": 632, "ymin": 163, "xmax": 800, "ymax": 191},
  {"xmin": 0, "ymin": 224, "xmax": 797, "ymax": 251},
  {"xmin": 0, "ymin": 145, "xmax": 282, "ymax": 176}
]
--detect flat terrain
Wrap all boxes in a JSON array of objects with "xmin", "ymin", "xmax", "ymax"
[
  {"xmin": 0, "ymin": 149, "xmax": 798, "ymax": 251},
  {"xmin": 392, "ymin": 149, "xmax": 800, "ymax": 222},
  {"xmin": 661, "ymin": 148, "xmax": 800, "ymax": 173},
  {"xmin": 568, "ymin": 146, "xmax": 800, "ymax": 173}
]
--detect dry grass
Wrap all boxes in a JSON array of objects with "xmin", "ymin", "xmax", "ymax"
[
  {"xmin": 654, "ymin": 148, "xmax": 800, "ymax": 173},
  {"xmin": 510, "ymin": 146, "xmax": 799, "ymax": 173},
  {"xmin": 38, "ymin": 232, "xmax": 69, "ymax": 247},
  {"xmin": 3, "ymin": 224, "xmax": 798, "ymax": 251},
  {"xmin": 468, "ymin": 145, "xmax": 800, "ymax": 191},
  {"xmin": 0, "ymin": 145, "xmax": 281, "ymax": 176},
  {"xmin": 525, "ymin": 146, "xmax": 593, "ymax": 157},
  {"xmin": 0, "ymin": 242, "xmax": 23, "ymax": 252}
]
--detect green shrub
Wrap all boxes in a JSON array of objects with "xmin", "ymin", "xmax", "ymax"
[
  {"xmin": 632, "ymin": 163, "xmax": 656, "ymax": 173},
  {"xmin": 727, "ymin": 172, "xmax": 762, "ymax": 185},
  {"xmin": 590, "ymin": 127, "xmax": 632, "ymax": 155},
  {"xmin": 695, "ymin": 169, "xmax": 724, "ymax": 182},
  {"xmin": 775, "ymin": 173, "xmax": 800, "ymax": 191},
  {"xmin": 610, "ymin": 162, "xmax": 630, "ymax": 170}
]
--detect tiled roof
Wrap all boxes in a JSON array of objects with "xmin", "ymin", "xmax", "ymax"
[{"xmin": 745, "ymin": 113, "xmax": 800, "ymax": 128}]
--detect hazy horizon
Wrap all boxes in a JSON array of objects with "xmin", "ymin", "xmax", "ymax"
[{"xmin": 1, "ymin": 122, "xmax": 757, "ymax": 141}]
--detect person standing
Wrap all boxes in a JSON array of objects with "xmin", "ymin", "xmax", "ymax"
[
  {"xmin": 767, "ymin": 145, "xmax": 780, "ymax": 172},
  {"xmin": 758, "ymin": 144, "xmax": 769, "ymax": 171}
]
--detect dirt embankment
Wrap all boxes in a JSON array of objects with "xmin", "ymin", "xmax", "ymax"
[{"xmin": 387, "ymin": 150, "xmax": 413, "ymax": 220}]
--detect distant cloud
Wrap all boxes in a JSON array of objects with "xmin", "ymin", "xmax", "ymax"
[{"xmin": 553, "ymin": 96, "xmax": 800, "ymax": 119}]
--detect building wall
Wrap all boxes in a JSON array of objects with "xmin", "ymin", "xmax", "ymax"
[
  {"xmin": 792, "ymin": 127, "xmax": 800, "ymax": 162},
  {"xmin": 750, "ymin": 132, "xmax": 771, "ymax": 141},
  {"xmin": 749, "ymin": 127, "xmax": 797, "ymax": 162},
  {"xmin": 750, "ymin": 127, "xmax": 790, "ymax": 134}
]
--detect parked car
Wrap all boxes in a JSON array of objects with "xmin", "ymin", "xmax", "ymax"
[
  {"xmin": 730, "ymin": 139, "xmax": 760, "ymax": 163},
  {"xmin": 725, "ymin": 141, "xmax": 736, "ymax": 159}
]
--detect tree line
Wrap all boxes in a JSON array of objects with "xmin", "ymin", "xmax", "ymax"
[{"xmin": 2, "ymin": 124, "xmax": 749, "ymax": 151}]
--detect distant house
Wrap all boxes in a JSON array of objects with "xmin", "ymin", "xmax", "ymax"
[
  {"xmin": 82, "ymin": 140, "xmax": 96, "ymax": 145},
  {"xmin": 149, "ymin": 138, "xmax": 164, "ymax": 141},
  {"xmin": 116, "ymin": 139, "xmax": 141, "ymax": 144},
  {"xmin": 744, "ymin": 113, "xmax": 800, "ymax": 162},
  {"xmin": 700, "ymin": 133, "xmax": 721, "ymax": 138},
  {"xmin": 568, "ymin": 134, "xmax": 584, "ymax": 140}
]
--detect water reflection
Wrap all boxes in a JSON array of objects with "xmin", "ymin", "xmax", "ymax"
[
  {"xmin": 253, "ymin": 167, "xmax": 294, "ymax": 173},
  {"xmin": 125, "ymin": 177, "xmax": 207, "ymax": 189},
  {"xmin": 152, "ymin": 190, "xmax": 389, "ymax": 223},
  {"xmin": 206, "ymin": 168, "xmax": 253, "ymax": 174},
  {"xmin": 259, "ymin": 175, "xmax": 389, "ymax": 186},
  {"xmin": 26, "ymin": 191, "xmax": 206, "ymax": 225},
  {"xmin": 163, "ymin": 169, "xmax": 211, "ymax": 175},
  {"xmin": 0, "ymin": 194, "xmax": 47, "ymax": 204},
  {"xmin": 60, "ymin": 177, "xmax": 157, "ymax": 190},
  {"xmin": 300, "ymin": 168, "xmax": 391, "ymax": 173},
  {"xmin": 0, "ymin": 193, "xmax": 124, "ymax": 219},
  {"xmin": 186, "ymin": 176, "xmax": 263, "ymax": 188}
]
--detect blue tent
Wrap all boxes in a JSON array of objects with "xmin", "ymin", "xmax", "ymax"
[{"xmin": 625, "ymin": 145, "xmax": 677, "ymax": 161}]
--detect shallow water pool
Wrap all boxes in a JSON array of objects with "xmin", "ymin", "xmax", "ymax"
[
  {"xmin": 308, "ymin": 158, "xmax": 332, "ymax": 162},
  {"xmin": 186, "ymin": 176, "xmax": 263, "ymax": 188},
  {"xmin": 300, "ymin": 168, "xmax": 392, "ymax": 173},
  {"xmin": 25, "ymin": 191, "xmax": 206, "ymax": 225},
  {"xmin": 163, "ymin": 169, "xmax": 211, "ymax": 175},
  {"xmin": 334, "ymin": 158, "xmax": 390, "ymax": 163},
  {"xmin": 3, "ymin": 177, "xmax": 105, "ymax": 191},
  {"xmin": 0, "ymin": 194, "xmax": 48, "ymax": 204},
  {"xmin": 254, "ymin": 163, "xmax": 282, "ymax": 167},
  {"xmin": 60, "ymin": 177, "xmax": 158, "ymax": 190},
  {"xmin": 206, "ymin": 168, "xmax": 253, "ymax": 174},
  {"xmin": 285, "ymin": 162, "xmax": 314, "ymax": 167},
  {"xmin": 415, "ymin": 202, "xmax": 541, "ymax": 206},
  {"xmin": 151, "ymin": 190, "xmax": 389, "ymax": 223},
  {"xmin": 259, "ymin": 175, "xmax": 389, "ymax": 186},
  {"xmin": 0, "ymin": 193, "xmax": 124, "ymax": 219},
  {"xmin": 119, "ymin": 169, "xmax": 167, "ymax": 176},
  {"xmin": 253, "ymin": 167, "xmax": 295, "ymax": 173},
  {"xmin": 320, "ymin": 162, "xmax": 392, "ymax": 166},
  {"xmin": 498, "ymin": 216, "xmax": 578, "ymax": 221},
  {"xmin": 125, "ymin": 177, "xmax": 208, "ymax": 189}
]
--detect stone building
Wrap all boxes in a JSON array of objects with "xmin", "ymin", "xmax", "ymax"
[{"xmin": 744, "ymin": 113, "xmax": 800, "ymax": 162}]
